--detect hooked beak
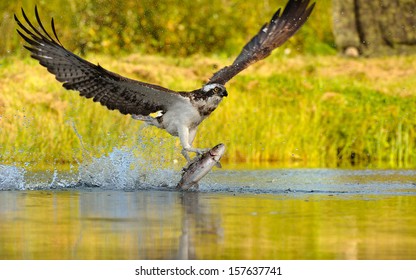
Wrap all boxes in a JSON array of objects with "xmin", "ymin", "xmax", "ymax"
[{"xmin": 221, "ymin": 90, "xmax": 228, "ymax": 97}]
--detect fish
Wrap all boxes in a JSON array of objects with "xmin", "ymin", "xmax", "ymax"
[{"xmin": 176, "ymin": 143, "xmax": 225, "ymax": 191}]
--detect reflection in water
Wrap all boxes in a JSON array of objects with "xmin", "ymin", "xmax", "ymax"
[
  {"xmin": 0, "ymin": 190, "xmax": 415, "ymax": 260},
  {"xmin": 2, "ymin": 142, "xmax": 415, "ymax": 259}
]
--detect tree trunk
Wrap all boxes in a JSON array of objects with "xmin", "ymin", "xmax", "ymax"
[{"xmin": 332, "ymin": 0, "xmax": 416, "ymax": 56}]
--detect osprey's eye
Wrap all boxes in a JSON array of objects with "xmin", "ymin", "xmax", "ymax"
[{"xmin": 212, "ymin": 87, "xmax": 220, "ymax": 94}]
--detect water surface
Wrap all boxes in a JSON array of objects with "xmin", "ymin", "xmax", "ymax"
[{"xmin": 1, "ymin": 165, "xmax": 415, "ymax": 260}]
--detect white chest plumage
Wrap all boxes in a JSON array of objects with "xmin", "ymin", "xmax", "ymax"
[{"xmin": 161, "ymin": 100, "xmax": 203, "ymax": 136}]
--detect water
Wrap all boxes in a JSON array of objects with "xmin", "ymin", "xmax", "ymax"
[{"xmin": 1, "ymin": 152, "xmax": 416, "ymax": 260}]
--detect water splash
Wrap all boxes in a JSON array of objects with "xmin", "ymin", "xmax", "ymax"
[
  {"xmin": 0, "ymin": 164, "xmax": 26, "ymax": 190},
  {"xmin": 78, "ymin": 148, "xmax": 142, "ymax": 189},
  {"xmin": 1, "ymin": 146, "xmax": 180, "ymax": 191},
  {"xmin": 77, "ymin": 147, "xmax": 179, "ymax": 190},
  {"xmin": 65, "ymin": 121, "xmax": 180, "ymax": 190}
]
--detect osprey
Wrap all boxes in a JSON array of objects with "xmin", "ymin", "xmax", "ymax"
[{"xmin": 15, "ymin": 0, "xmax": 315, "ymax": 162}]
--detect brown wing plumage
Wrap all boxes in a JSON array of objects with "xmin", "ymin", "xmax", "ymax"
[
  {"xmin": 208, "ymin": 0, "xmax": 315, "ymax": 85},
  {"xmin": 15, "ymin": 7, "xmax": 188, "ymax": 116}
]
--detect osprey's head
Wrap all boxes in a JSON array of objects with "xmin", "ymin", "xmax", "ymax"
[
  {"xmin": 202, "ymin": 83, "xmax": 228, "ymax": 98},
  {"xmin": 190, "ymin": 83, "xmax": 227, "ymax": 117}
]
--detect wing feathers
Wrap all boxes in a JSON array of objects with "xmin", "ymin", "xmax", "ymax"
[
  {"xmin": 208, "ymin": 0, "xmax": 315, "ymax": 85},
  {"xmin": 272, "ymin": 8, "xmax": 282, "ymax": 22},
  {"xmin": 15, "ymin": 7, "xmax": 187, "ymax": 117},
  {"xmin": 50, "ymin": 18, "xmax": 63, "ymax": 45},
  {"xmin": 16, "ymin": 1, "xmax": 315, "ymax": 116}
]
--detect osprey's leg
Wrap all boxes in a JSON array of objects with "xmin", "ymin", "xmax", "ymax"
[
  {"xmin": 181, "ymin": 128, "xmax": 199, "ymax": 168},
  {"xmin": 179, "ymin": 127, "xmax": 192, "ymax": 162},
  {"xmin": 188, "ymin": 127, "xmax": 222, "ymax": 169},
  {"xmin": 181, "ymin": 149, "xmax": 192, "ymax": 163},
  {"xmin": 188, "ymin": 127, "xmax": 197, "ymax": 149},
  {"xmin": 178, "ymin": 126, "xmax": 209, "ymax": 162}
]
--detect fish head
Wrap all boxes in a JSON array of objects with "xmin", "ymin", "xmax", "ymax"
[{"xmin": 209, "ymin": 143, "xmax": 226, "ymax": 161}]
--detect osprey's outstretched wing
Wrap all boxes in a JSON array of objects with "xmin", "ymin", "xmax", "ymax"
[
  {"xmin": 208, "ymin": 0, "xmax": 315, "ymax": 85},
  {"xmin": 15, "ymin": 7, "xmax": 188, "ymax": 116}
]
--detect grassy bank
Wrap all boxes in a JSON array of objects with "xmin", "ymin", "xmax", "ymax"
[{"xmin": 1, "ymin": 53, "xmax": 416, "ymax": 169}]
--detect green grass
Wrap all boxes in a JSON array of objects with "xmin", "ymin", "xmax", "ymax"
[
  {"xmin": 1, "ymin": 53, "xmax": 416, "ymax": 169},
  {"xmin": 1, "ymin": 0, "xmax": 335, "ymax": 58}
]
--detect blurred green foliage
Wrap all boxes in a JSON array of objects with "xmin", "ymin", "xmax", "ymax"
[
  {"xmin": 1, "ymin": 0, "xmax": 335, "ymax": 57},
  {"xmin": 1, "ymin": 53, "xmax": 416, "ymax": 168}
]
